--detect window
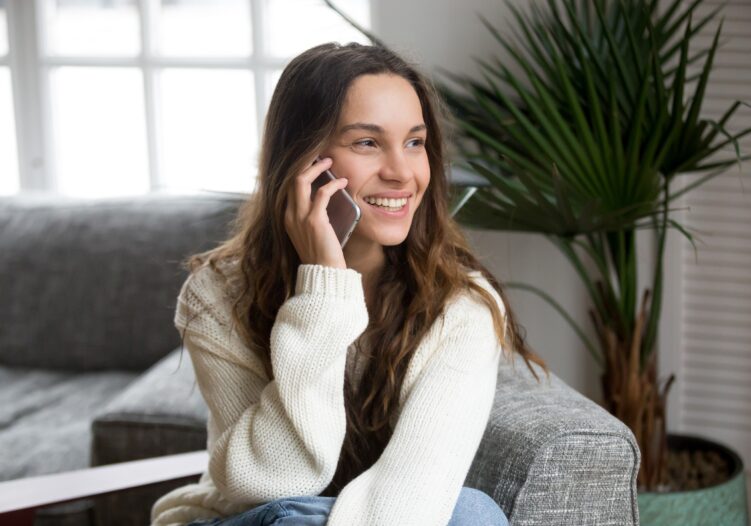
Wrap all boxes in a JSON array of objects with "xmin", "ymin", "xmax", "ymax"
[
  {"xmin": 5, "ymin": 0, "xmax": 372, "ymax": 198},
  {"xmin": 0, "ymin": 0, "xmax": 20, "ymax": 196}
]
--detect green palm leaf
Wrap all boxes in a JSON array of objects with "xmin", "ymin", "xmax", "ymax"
[{"xmin": 437, "ymin": 0, "xmax": 750, "ymax": 371}]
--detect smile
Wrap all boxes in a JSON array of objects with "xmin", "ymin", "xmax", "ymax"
[
  {"xmin": 363, "ymin": 196, "xmax": 408, "ymax": 210},
  {"xmin": 362, "ymin": 197, "xmax": 410, "ymax": 218}
]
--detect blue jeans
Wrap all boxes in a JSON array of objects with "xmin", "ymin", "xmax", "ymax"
[{"xmin": 184, "ymin": 486, "xmax": 509, "ymax": 525}]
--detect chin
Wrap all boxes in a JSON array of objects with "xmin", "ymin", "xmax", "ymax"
[
  {"xmin": 377, "ymin": 235, "xmax": 409, "ymax": 247},
  {"xmin": 377, "ymin": 224, "xmax": 415, "ymax": 245},
  {"xmin": 354, "ymin": 228, "xmax": 408, "ymax": 248}
]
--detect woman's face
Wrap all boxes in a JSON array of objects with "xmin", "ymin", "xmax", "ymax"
[{"xmin": 321, "ymin": 73, "xmax": 430, "ymax": 250}]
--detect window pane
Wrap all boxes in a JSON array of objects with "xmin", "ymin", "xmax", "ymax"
[
  {"xmin": 42, "ymin": 0, "xmax": 140, "ymax": 56},
  {"xmin": 0, "ymin": 1, "xmax": 8, "ymax": 56},
  {"xmin": 158, "ymin": 0, "xmax": 251, "ymax": 57},
  {"xmin": 51, "ymin": 67, "xmax": 149, "ymax": 197},
  {"xmin": 0, "ymin": 67, "xmax": 19, "ymax": 195},
  {"xmin": 265, "ymin": 0, "xmax": 370, "ymax": 58},
  {"xmin": 160, "ymin": 69, "xmax": 257, "ymax": 194}
]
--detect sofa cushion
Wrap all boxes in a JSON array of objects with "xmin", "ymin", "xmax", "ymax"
[
  {"xmin": 0, "ymin": 192, "xmax": 245, "ymax": 371},
  {"xmin": 91, "ymin": 345, "xmax": 209, "ymax": 465},
  {"xmin": 90, "ymin": 347, "xmax": 209, "ymax": 526},
  {"xmin": 0, "ymin": 364, "xmax": 137, "ymax": 480}
]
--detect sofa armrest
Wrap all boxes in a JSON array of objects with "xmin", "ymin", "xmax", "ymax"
[
  {"xmin": 90, "ymin": 347, "xmax": 209, "ymax": 526},
  {"xmin": 466, "ymin": 356, "xmax": 641, "ymax": 526}
]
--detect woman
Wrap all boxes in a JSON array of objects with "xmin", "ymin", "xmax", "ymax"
[{"xmin": 151, "ymin": 42, "xmax": 547, "ymax": 526}]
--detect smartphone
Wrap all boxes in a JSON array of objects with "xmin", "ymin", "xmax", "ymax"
[{"xmin": 311, "ymin": 158, "xmax": 361, "ymax": 248}]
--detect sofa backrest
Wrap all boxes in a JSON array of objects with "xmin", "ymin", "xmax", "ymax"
[{"xmin": 0, "ymin": 191, "xmax": 246, "ymax": 372}]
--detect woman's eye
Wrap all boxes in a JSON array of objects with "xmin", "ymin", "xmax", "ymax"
[{"xmin": 353, "ymin": 138, "xmax": 425, "ymax": 149}]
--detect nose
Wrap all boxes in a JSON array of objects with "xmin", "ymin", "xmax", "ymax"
[{"xmin": 380, "ymin": 149, "xmax": 412, "ymax": 183}]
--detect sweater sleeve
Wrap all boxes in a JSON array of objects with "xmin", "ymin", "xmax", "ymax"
[
  {"xmin": 325, "ymin": 288, "xmax": 504, "ymax": 526},
  {"xmin": 174, "ymin": 263, "xmax": 368, "ymax": 506}
]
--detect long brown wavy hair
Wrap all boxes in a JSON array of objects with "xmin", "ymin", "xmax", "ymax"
[{"xmin": 177, "ymin": 42, "xmax": 548, "ymax": 498}]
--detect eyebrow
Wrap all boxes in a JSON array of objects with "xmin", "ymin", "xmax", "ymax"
[{"xmin": 338, "ymin": 122, "xmax": 427, "ymax": 135}]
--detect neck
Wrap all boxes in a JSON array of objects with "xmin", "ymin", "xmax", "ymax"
[{"xmin": 343, "ymin": 236, "xmax": 384, "ymax": 308}]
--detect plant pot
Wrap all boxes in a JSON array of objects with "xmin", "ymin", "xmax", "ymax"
[{"xmin": 637, "ymin": 433, "xmax": 749, "ymax": 525}]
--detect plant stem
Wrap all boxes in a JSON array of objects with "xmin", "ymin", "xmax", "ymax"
[{"xmin": 642, "ymin": 174, "xmax": 672, "ymax": 366}]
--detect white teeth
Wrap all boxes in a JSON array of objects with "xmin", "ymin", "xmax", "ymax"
[{"xmin": 364, "ymin": 196, "xmax": 408, "ymax": 208}]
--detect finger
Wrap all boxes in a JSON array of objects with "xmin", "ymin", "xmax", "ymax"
[
  {"xmin": 304, "ymin": 153, "xmax": 321, "ymax": 169},
  {"xmin": 301, "ymin": 156, "xmax": 332, "ymax": 181},
  {"xmin": 295, "ymin": 157, "xmax": 333, "ymax": 219},
  {"xmin": 310, "ymin": 177, "xmax": 348, "ymax": 220},
  {"xmin": 309, "ymin": 154, "xmax": 323, "ymax": 167}
]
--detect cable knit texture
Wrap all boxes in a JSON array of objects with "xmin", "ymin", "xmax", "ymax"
[{"xmin": 150, "ymin": 262, "xmax": 507, "ymax": 526}]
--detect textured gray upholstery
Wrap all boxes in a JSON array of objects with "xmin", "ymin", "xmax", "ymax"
[
  {"xmin": 467, "ymin": 356, "xmax": 640, "ymax": 525},
  {"xmin": 0, "ymin": 192, "xmax": 242, "ymax": 371},
  {"xmin": 0, "ymin": 365, "xmax": 136, "ymax": 480},
  {"xmin": 0, "ymin": 191, "xmax": 640, "ymax": 526},
  {"xmin": 0, "ymin": 191, "xmax": 244, "ymax": 526},
  {"xmin": 0, "ymin": 364, "xmax": 138, "ymax": 525}
]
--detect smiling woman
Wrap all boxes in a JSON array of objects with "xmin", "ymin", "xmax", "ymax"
[{"xmin": 149, "ymin": 41, "xmax": 547, "ymax": 526}]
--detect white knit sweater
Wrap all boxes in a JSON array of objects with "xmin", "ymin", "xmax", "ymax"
[{"xmin": 150, "ymin": 263, "xmax": 507, "ymax": 526}]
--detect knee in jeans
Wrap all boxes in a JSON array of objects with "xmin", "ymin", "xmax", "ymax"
[{"xmin": 455, "ymin": 487, "xmax": 508, "ymax": 526}]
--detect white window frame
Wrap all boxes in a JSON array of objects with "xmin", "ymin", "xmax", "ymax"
[
  {"xmin": 6, "ymin": 0, "xmax": 377, "ymax": 195},
  {"xmin": 6, "ymin": 0, "xmax": 47, "ymax": 192}
]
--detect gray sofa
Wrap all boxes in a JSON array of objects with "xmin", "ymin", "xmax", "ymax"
[{"xmin": 0, "ymin": 192, "xmax": 641, "ymax": 526}]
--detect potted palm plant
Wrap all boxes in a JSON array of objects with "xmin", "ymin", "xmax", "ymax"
[
  {"xmin": 438, "ymin": 0, "xmax": 751, "ymax": 523},
  {"xmin": 325, "ymin": 0, "xmax": 751, "ymax": 523}
]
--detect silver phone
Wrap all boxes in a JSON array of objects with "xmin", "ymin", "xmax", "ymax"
[{"xmin": 311, "ymin": 158, "xmax": 361, "ymax": 247}]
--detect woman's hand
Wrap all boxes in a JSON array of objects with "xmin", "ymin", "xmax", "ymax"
[{"xmin": 284, "ymin": 156, "xmax": 349, "ymax": 270}]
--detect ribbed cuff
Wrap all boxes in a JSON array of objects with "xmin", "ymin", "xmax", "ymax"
[{"xmin": 295, "ymin": 264, "xmax": 364, "ymax": 300}]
